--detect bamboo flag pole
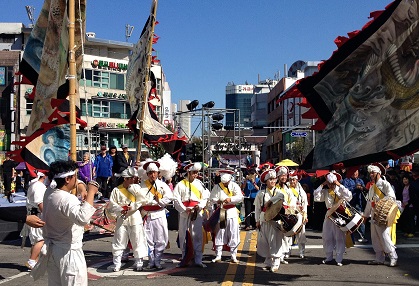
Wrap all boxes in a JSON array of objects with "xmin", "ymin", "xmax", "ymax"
[
  {"xmin": 68, "ymin": 0, "xmax": 77, "ymax": 162},
  {"xmin": 136, "ymin": 0, "xmax": 158, "ymax": 163}
]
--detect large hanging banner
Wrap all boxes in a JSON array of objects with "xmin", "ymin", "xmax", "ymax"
[{"xmin": 282, "ymin": 0, "xmax": 419, "ymax": 169}]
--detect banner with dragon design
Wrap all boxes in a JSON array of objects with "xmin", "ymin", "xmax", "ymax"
[{"xmin": 281, "ymin": 0, "xmax": 419, "ymax": 169}]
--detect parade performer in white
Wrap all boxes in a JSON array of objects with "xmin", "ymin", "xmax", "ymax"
[
  {"xmin": 210, "ymin": 169, "xmax": 243, "ymax": 263},
  {"xmin": 272, "ymin": 166, "xmax": 295, "ymax": 264},
  {"xmin": 31, "ymin": 160, "xmax": 99, "ymax": 285},
  {"xmin": 287, "ymin": 170, "xmax": 308, "ymax": 258},
  {"xmin": 363, "ymin": 163, "xmax": 398, "ymax": 267},
  {"xmin": 137, "ymin": 161, "xmax": 173, "ymax": 269},
  {"xmin": 314, "ymin": 172, "xmax": 352, "ymax": 266},
  {"xmin": 254, "ymin": 169, "xmax": 284, "ymax": 272},
  {"xmin": 25, "ymin": 171, "xmax": 47, "ymax": 270},
  {"xmin": 109, "ymin": 167, "xmax": 148, "ymax": 272},
  {"xmin": 173, "ymin": 162, "xmax": 210, "ymax": 268}
]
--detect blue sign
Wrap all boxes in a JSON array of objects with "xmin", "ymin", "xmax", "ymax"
[{"xmin": 291, "ymin": 132, "xmax": 307, "ymax": 137}]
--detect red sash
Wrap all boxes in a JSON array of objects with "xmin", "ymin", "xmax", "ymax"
[
  {"xmin": 183, "ymin": 200, "xmax": 199, "ymax": 207},
  {"xmin": 142, "ymin": 205, "xmax": 162, "ymax": 211}
]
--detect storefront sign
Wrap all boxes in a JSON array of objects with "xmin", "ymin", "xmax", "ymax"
[
  {"xmin": 97, "ymin": 91, "xmax": 127, "ymax": 99},
  {"xmin": 97, "ymin": 122, "xmax": 128, "ymax": 129},
  {"xmin": 91, "ymin": 59, "xmax": 128, "ymax": 71}
]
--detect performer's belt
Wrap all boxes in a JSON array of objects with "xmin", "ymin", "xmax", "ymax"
[
  {"xmin": 142, "ymin": 205, "xmax": 162, "ymax": 211},
  {"xmin": 223, "ymin": 204, "xmax": 236, "ymax": 210},
  {"xmin": 183, "ymin": 200, "xmax": 199, "ymax": 207}
]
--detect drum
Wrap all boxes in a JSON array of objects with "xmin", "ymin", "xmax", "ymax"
[
  {"xmin": 326, "ymin": 201, "xmax": 364, "ymax": 233},
  {"xmin": 278, "ymin": 213, "xmax": 303, "ymax": 237},
  {"xmin": 264, "ymin": 200, "xmax": 284, "ymax": 221},
  {"xmin": 203, "ymin": 207, "xmax": 220, "ymax": 232},
  {"xmin": 374, "ymin": 197, "xmax": 399, "ymax": 227}
]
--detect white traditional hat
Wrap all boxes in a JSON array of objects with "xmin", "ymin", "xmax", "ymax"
[
  {"xmin": 143, "ymin": 161, "xmax": 160, "ymax": 173},
  {"xmin": 121, "ymin": 167, "xmax": 136, "ymax": 178},
  {"xmin": 184, "ymin": 162, "xmax": 202, "ymax": 172},
  {"xmin": 275, "ymin": 165, "xmax": 289, "ymax": 176},
  {"xmin": 326, "ymin": 171, "xmax": 342, "ymax": 183},
  {"xmin": 367, "ymin": 162, "xmax": 386, "ymax": 175},
  {"xmin": 289, "ymin": 170, "xmax": 301, "ymax": 181},
  {"xmin": 260, "ymin": 169, "xmax": 277, "ymax": 183},
  {"xmin": 219, "ymin": 169, "xmax": 234, "ymax": 183}
]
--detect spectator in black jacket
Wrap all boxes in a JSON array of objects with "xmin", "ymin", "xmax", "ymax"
[
  {"xmin": 115, "ymin": 144, "xmax": 134, "ymax": 173},
  {"xmin": 2, "ymin": 154, "xmax": 19, "ymax": 202},
  {"xmin": 398, "ymin": 174, "xmax": 417, "ymax": 237}
]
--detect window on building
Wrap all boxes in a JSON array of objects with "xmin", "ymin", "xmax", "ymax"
[
  {"xmin": 92, "ymin": 100, "xmax": 110, "ymax": 118},
  {"xmin": 80, "ymin": 99, "xmax": 92, "ymax": 116},
  {"xmin": 110, "ymin": 101, "xmax": 129, "ymax": 119},
  {"xmin": 80, "ymin": 69, "xmax": 125, "ymax": 90},
  {"xmin": 110, "ymin": 73, "xmax": 125, "ymax": 90}
]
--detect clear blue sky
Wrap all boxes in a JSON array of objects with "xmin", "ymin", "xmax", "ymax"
[{"xmin": 3, "ymin": 0, "xmax": 391, "ymax": 112}]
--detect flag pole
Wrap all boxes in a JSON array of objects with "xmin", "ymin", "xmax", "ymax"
[
  {"xmin": 68, "ymin": 0, "xmax": 77, "ymax": 162},
  {"xmin": 136, "ymin": 0, "xmax": 158, "ymax": 163}
]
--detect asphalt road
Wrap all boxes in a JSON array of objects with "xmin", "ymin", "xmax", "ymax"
[{"xmin": 1, "ymin": 225, "xmax": 419, "ymax": 286}]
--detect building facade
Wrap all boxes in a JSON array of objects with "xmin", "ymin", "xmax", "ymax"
[
  {"xmin": 0, "ymin": 24, "xmax": 173, "ymax": 160},
  {"xmin": 265, "ymin": 60, "xmax": 321, "ymax": 163}
]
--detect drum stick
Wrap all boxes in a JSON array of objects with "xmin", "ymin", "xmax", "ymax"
[{"xmin": 356, "ymin": 228, "xmax": 365, "ymax": 239}]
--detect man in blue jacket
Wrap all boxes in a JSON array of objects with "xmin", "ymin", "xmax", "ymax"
[
  {"xmin": 241, "ymin": 168, "xmax": 260, "ymax": 230},
  {"xmin": 93, "ymin": 145, "xmax": 113, "ymax": 198}
]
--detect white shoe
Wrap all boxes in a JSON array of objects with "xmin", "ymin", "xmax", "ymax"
[
  {"xmin": 113, "ymin": 266, "xmax": 121, "ymax": 272},
  {"xmin": 212, "ymin": 257, "xmax": 221, "ymax": 263},
  {"xmin": 284, "ymin": 254, "xmax": 289, "ymax": 259},
  {"xmin": 389, "ymin": 259, "xmax": 397, "ymax": 267},
  {"xmin": 337, "ymin": 262, "xmax": 343, "ymax": 266},
  {"xmin": 280, "ymin": 259, "xmax": 288, "ymax": 264},
  {"xmin": 270, "ymin": 266, "xmax": 279, "ymax": 272},
  {"xmin": 299, "ymin": 254, "xmax": 305, "ymax": 259},
  {"xmin": 231, "ymin": 258, "xmax": 239, "ymax": 263}
]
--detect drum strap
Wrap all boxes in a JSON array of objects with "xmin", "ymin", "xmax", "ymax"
[
  {"xmin": 328, "ymin": 189, "xmax": 351, "ymax": 216},
  {"xmin": 145, "ymin": 180, "xmax": 163, "ymax": 200},
  {"xmin": 117, "ymin": 184, "xmax": 136, "ymax": 202},
  {"xmin": 290, "ymin": 187, "xmax": 299, "ymax": 200},
  {"xmin": 373, "ymin": 184, "xmax": 385, "ymax": 199},
  {"xmin": 279, "ymin": 186, "xmax": 291, "ymax": 205},
  {"xmin": 219, "ymin": 183, "xmax": 232, "ymax": 197},
  {"xmin": 181, "ymin": 179, "xmax": 202, "ymax": 200}
]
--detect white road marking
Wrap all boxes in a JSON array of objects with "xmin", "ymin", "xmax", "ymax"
[{"xmin": 0, "ymin": 272, "xmax": 29, "ymax": 284}]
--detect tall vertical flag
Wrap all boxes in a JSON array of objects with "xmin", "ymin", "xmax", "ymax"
[
  {"xmin": 126, "ymin": 0, "xmax": 186, "ymax": 160},
  {"xmin": 280, "ymin": 0, "xmax": 419, "ymax": 169},
  {"xmin": 11, "ymin": 0, "xmax": 86, "ymax": 176}
]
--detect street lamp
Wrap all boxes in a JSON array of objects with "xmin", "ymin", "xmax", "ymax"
[
  {"xmin": 202, "ymin": 101, "xmax": 215, "ymax": 108},
  {"xmin": 211, "ymin": 113, "xmax": 224, "ymax": 130},
  {"xmin": 186, "ymin": 100, "xmax": 199, "ymax": 111}
]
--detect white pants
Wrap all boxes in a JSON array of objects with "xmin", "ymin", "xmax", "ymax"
[
  {"xmin": 322, "ymin": 218, "xmax": 346, "ymax": 263},
  {"xmin": 370, "ymin": 221, "xmax": 398, "ymax": 262},
  {"xmin": 257, "ymin": 221, "xmax": 284, "ymax": 267},
  {"xmin": 144, "ymin": 215, "xmax": 168, "ymax": 266},
  {"xmin": 47, "ymin": 245, "xmax": 87, "ymax": 286},
  {"xmin": 112, "ymin": 221, "xmax": 148, "ymax": 267},
  {"xmin": 178, "ymin": 214, "xmax": 204, "ymax": 264},
  {"xmin": 214, "ymin": 217, "xmax": 240, "ymax": 258},
  {"xmin": 294, "ymin": 224, "xmax": 307, "ymax": 255}
]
